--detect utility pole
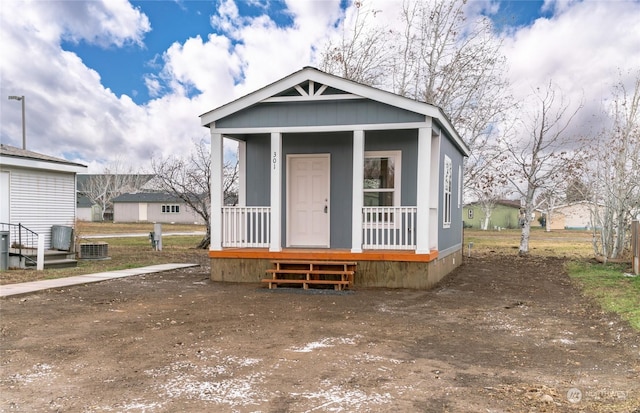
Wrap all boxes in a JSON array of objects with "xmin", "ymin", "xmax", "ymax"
[{"xmin": 8, "ymin": 95, "xmax": 26, "ymax": 149}]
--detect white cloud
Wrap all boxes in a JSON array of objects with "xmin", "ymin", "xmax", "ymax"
[
  {"xmin": 0, "ymin": 0, "xmax": 347, "ymax": 172},
  {"xmin": 502, "ymin": 0, "xmax": 640, "ymax": 135},
  {"xmin": 1, "ymin": 0, "xmax": 638, "ymax": 174}
]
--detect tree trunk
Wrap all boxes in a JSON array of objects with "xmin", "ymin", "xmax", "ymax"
[
  {"xmin": 519, "ymin": 221, "xmax": 530, "ymax": 256},
  {"xmin": 196, "ymin": 235, "xmax": 210, "ymax": 250},
  {"xmin": 482, "ymin": 214, "xmax": 490, "ymax": 230}
]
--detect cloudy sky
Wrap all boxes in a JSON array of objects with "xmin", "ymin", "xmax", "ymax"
[{"xmin": 1, "ymin": 0, "xmax": 639, "ymax": 173}]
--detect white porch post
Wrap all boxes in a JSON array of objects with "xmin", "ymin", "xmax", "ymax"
[
  {"xmin": 238, "ymin": 139, "xmax": 246, "ymax": 206},
  {"xmin": 430, "ymin": 128, "xmax": 441, "ymax": 250},
  {"xmin": 210, "ymin": 131, "xmax": 223, "ymax": 251},
  {"xmin": 351, "ymin": 130, "xmax": 364, "ymax": 253},
  {"xmin": 270, "ymin": 132, "xmax": 282, "ymax": 252},
  {"xmin": 416, "ymin": 122, "xmax": 432, "ymax": 254}
]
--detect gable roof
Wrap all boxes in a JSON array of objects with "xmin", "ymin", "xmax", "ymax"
[
  {"xmin": 200, "ymin": 67, "xmax": 470, "ymax": 156},
  {"xmin": 77, "ymin": 194, "xmax": 95, "ymax": 208},
  {"xmin": 465, "ymin": 200, "xmax": 522, "ymax": 210},
  {"xmin": 0, "ymin": 144, "xmax": 87, "ymax": 173}
]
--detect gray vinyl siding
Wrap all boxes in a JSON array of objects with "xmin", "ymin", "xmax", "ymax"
[
  {"xmin": 113, "ymin": 203, "xmax": 139, "ymax": 222},
  {"xmin": 113, "ymin": 202, "xmax": 203, "ymax": 224},
  {"xmin": 245, "ymin": 134, "xmax": 271, "ymax": 206},
  {"xmin": 5, "ymin": 166, "xmax": 76, "ymax": 248},
  {"xmin": 146, "ymin": 204, "xmax": 202, "ymax": 224},
  {"xmin": 364, "ymin": 130, "xmax": 418, "ymax": 206},
  {"xmin": 243, "ymin": 130, "xmax": 421, "ymax": 249},
  {"xmin": 438, "ymin": 134, "xmax": 464, "ymax": 253},
  {"xmin": 282, "ymin": 132, "xmax": 353, "ymax": 249},
  {"xmin": 217, "ymin": 100, "xmax": 425, "ymax": 129},
  {"xmin": 76, "ymin": 207, "xmax": 93, "ymax": 221}
]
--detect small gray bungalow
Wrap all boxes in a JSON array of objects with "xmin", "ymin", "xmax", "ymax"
[{"xmin": 200, "ymin": 67, "xmax": 470, "ymax": 289}]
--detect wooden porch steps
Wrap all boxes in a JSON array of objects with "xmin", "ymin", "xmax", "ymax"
[
  {"xmin": 17, "ymin": 249, "xmax": 79, "ymax": 269},
  {"xmin": 262, "ymin": 260, "xmax": 356, "ymax": 291}
]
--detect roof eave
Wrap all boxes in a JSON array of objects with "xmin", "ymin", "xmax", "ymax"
[{"xmin": 201, "ymin": 67, "xmax": 470, "ymax": 157}]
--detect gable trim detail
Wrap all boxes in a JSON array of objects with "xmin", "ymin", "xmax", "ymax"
[{"xmin": 200, "ymin": 67, "xmax": 469, "ymax": 157}]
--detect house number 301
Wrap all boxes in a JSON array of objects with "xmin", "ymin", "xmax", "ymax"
[{"xmin": 272, "ymin": 152, "xmax": 277, "ymax": 170}]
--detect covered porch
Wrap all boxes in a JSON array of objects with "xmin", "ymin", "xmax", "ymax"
[{"xmin": 209, "ymin": 127, "xmax": 441, "ymax": 257}]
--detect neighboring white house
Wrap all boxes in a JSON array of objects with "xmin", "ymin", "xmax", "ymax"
[
  {"xmin": 0, "ymin": 144, "xmax": 87, "ymax": 249},
  {"xmin": 76, "ymin": 194, "xmax": 102, "ymax": 222},
  {"xmin": 544, "ymin": 201, "xmax": 594, "ymax": 230}
]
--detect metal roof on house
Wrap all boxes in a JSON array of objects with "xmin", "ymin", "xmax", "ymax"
[
  {"xmin": 0, "ymin": 144, "xmax": 87, "ymax": 168},
  {"xmin": 77, "ymin": 194, "xmax": 94, "ymax": 208},
  {"xmin": 465, "ymin": 200, "xmax": 523, "ymax": 209}
]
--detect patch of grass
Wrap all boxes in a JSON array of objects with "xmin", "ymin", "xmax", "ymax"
[
  {"xmin": 566, "ymin": 261, "xmax": 640, "ymax": 331},
  {"xmin": 75, "ymin": 221, "xmax": 205, "ymax": 236},
  {"xmin": 464, "ymin": 228, "xmax": 593, "ymax": 258},
  {"xmin": 0, "ymin": 232, "xmax": 208, "ymax": 286}
]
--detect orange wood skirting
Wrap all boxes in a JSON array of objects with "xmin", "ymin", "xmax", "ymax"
[{"xmin": 208, "ymin": 248, "xmax": 438, "ymax": 263}]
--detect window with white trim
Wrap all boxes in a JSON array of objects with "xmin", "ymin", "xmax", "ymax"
[
  {"xmin": 363, "ymin": 151, "xmax": 401, "ymax": 225},
  {"xmin": 443, "ymin": 155, "xmax": 452, "ymax": 228},
  {"xmin": 161, "ymin": 204, "xmax": 180, "ymax": 214},
  {"xmin": 364, "ymin": 151, "xmax": 401, "ymax": 207},
  {"xmin": 458, "ymin": 164, "xmax": 462, "ymax": 208}
]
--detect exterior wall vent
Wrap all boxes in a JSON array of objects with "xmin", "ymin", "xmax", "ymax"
[{"xmin": 79, "ymin": 242, "xmax": 109, "ymax": 259}]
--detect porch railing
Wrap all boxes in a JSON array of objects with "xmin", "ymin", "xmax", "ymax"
[
  {"xmin": 362, "ymin": 207, "xmax": 417, "ymax": 250},
  {"xmin": 222, "ymin": 206, "xmax": 271, "ymax": 248},
  {"xmin": 220, "ymin": 206, "xmax": 417, "ymax": 250},
  {"xmin": 0, "ymin": 222, "xmax": 42, "ymax": 267}
]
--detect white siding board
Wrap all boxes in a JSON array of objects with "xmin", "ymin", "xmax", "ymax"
[{"xmin": 8, "ymin": 167, "xmax": 77, "ymax": 248}]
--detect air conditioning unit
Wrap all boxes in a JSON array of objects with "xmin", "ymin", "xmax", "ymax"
[{"xmin": 79, "ymin": 242, "xmax": 109, "ymax": 260}]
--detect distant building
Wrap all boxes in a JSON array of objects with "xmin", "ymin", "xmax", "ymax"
[
  {"xmin": 542, "ymin": 201, "xmax": 594, "ymax": 230},
  {"xmin": 112, "ymin": 192, "xmax": 204, "ymax": 225},
  {"xmin": 76, "ymin": 174, "xmax": 156, "ymax": 221},
  {"xmin": 76, "ymin": 195, "xmax": 102, "ymax": 222},
  {"xmin": 463, "ymin": 200, "xmax": 522, "ymax": 229}
]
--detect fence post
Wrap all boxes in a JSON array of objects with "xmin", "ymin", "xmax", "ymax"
[
  {"xmin": 153, "ymin": 223, "xmax": 162, "ymax": 251},
  {"xmin": 36, "ymin": 234, "xmax": 44, "ymax": 271},
  {"xmin": 633, "ymin": 220, "xmax": 639, "ymax": 276}
]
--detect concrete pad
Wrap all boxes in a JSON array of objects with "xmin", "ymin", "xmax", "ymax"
[{"xmin": 0, "ymin": 263, "xmax": 199, "ymax": 298}]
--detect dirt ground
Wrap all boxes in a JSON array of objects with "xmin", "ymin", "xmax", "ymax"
[{"xmin": 1, "ymin": 253, "xmax": 639, "ymax": 413}]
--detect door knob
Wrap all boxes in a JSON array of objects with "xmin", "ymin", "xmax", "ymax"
[{"xmin": 324, "ymin": 205, "xmax": 328, "ymax": 213}]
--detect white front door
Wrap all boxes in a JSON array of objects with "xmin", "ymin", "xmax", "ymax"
[
  {"xmin": 287, "ymin": 155, "xmax": 330, "ymax": 247},
  {"xmin": 0, "ymin": 172, "xmax": 9, "ymax": 223}
]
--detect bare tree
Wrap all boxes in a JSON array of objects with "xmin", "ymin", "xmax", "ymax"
[
  {"xmin": 151, "ymin": 139, "xmax": 238, "ymax": 249},
  {"xmin": 537, "ymin": 186, "xmax": 568, "ymax": 232},
  {"xmin": 500, "ymin": 82, "xmax": 583, "ymax": 255},
  {"xmin": 319, "ymin": 2, "xmax": 391, "ymax": 87},
  {"xmin": 79, "ymin": 160, "xmax": 150, "ymax": 221},
  {"xmin": 587, "ymin": 73, "xmax": 640, "ymax": 261},
  {"xmin": 565, "ymin": 177, "xmax": 591, "ymax": 203},
  {"xmin": 319, "ymin": 0, "xmax": 511, "ymax": 194},
  {"xmin": 471, "ymin": 169, "xmax": 509, "ymax": 230}
]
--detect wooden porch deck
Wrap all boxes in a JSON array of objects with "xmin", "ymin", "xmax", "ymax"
[{"xmin": 208, "ymin": 248, "xmax": 438, "ymax": 263}]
